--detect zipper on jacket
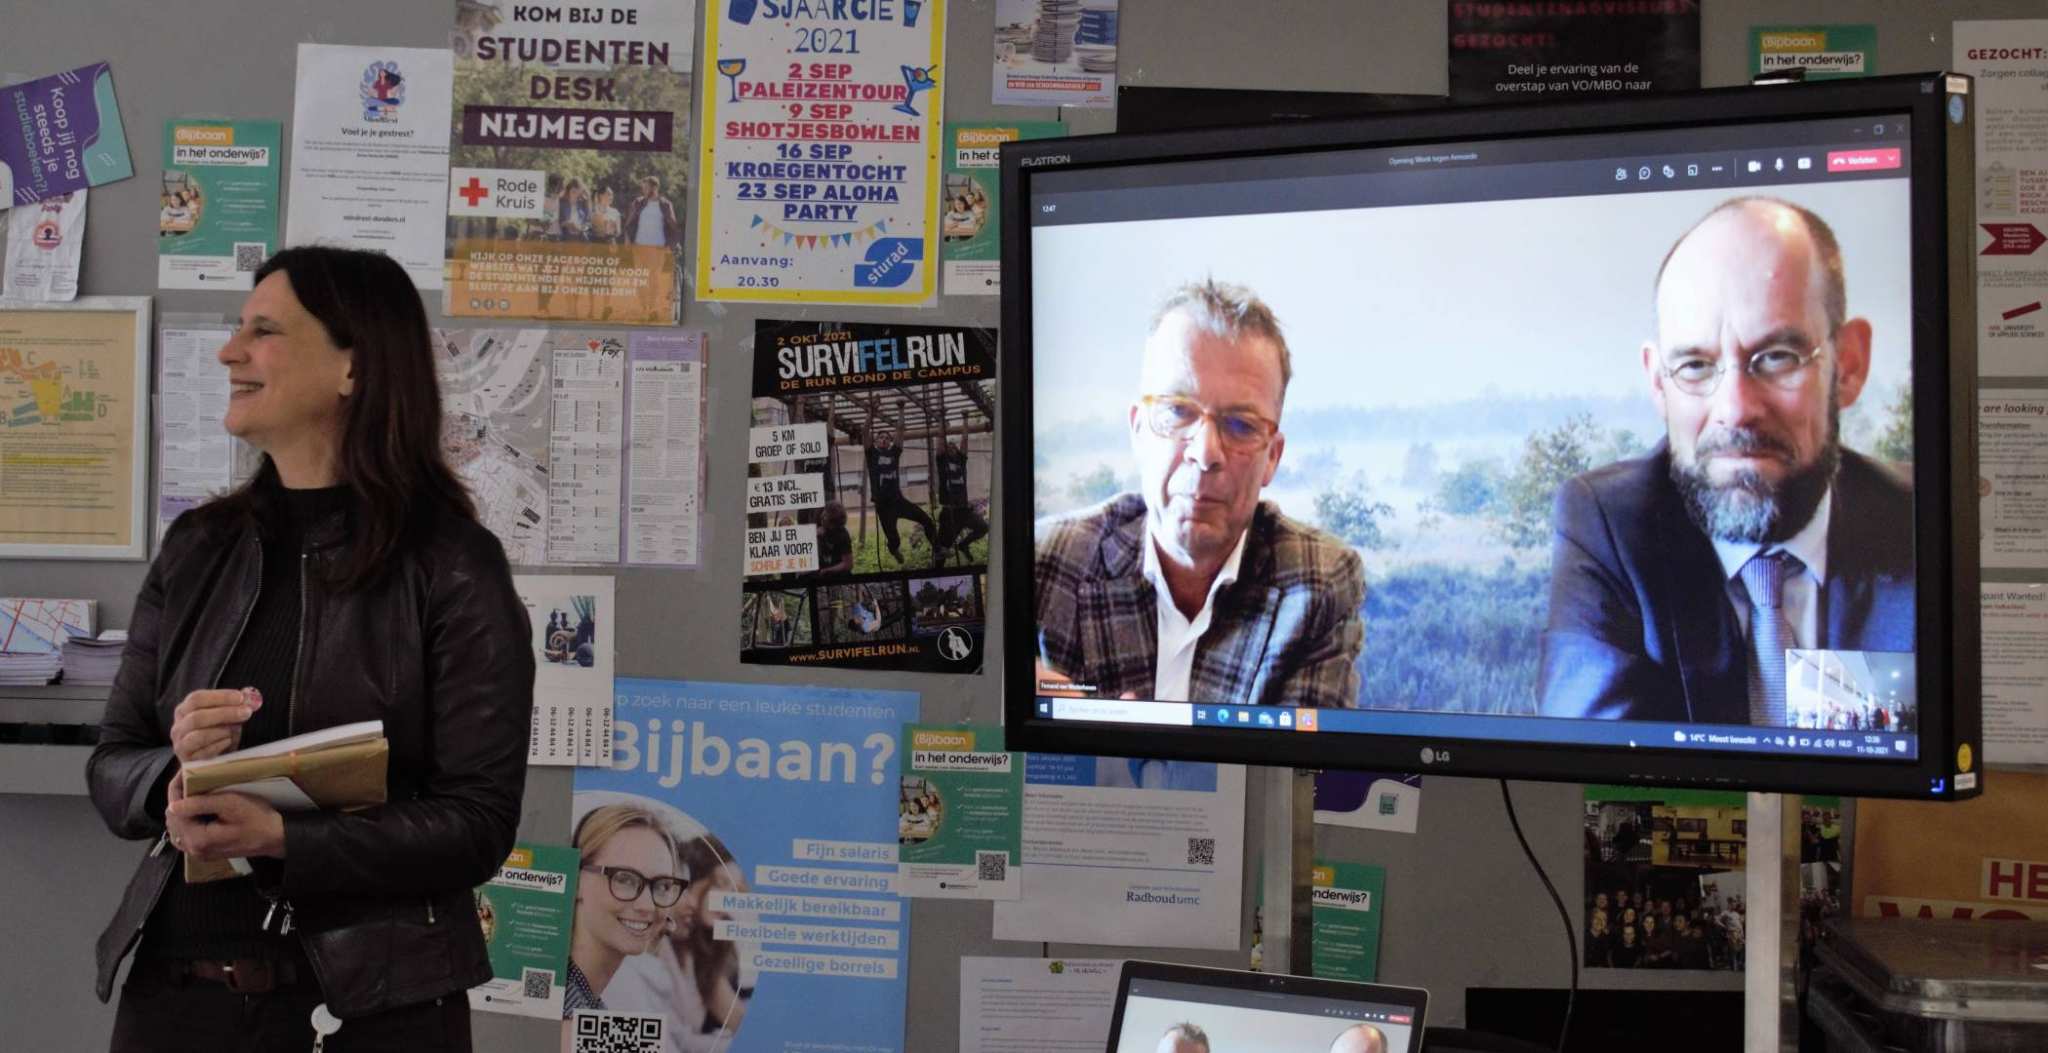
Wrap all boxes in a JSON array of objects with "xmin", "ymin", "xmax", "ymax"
[
  {"xmin": 426, "ymin": 899, "xmax": 436, "ymax": 925},
  {"xmin": 209, "ymin": 534, "xmax": 264, "ymax": 689},
  {"xmin": 287, "ymin": 549, "xmax": 309, "ymax": 736}
]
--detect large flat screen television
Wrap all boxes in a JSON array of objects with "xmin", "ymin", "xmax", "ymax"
[{"xmin": 1001, "ymin": 73, "xmax": 1982, "ymax": 799}]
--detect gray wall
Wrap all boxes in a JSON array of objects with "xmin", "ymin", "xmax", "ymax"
[{"xmin": 3, "ymin": 1, "xmax": 2039, "ymax": 1049}]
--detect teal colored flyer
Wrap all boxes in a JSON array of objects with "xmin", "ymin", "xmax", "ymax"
[
  {"xmin": 1312, "ymin": 860, "xmax": 1386, "ymax": 982},
  {"xmin": 898, "ymin": 723, "xmax": 1022, "ymax": 899},
  {"xmin": 469, "ymin": 842, "xmax": 580, "ymax": 1019},
  {"xmin": 940, "ymin": 121, "xmax": 1062, "ymax": 295},
  {"xmin": 1750, "ymin": 26, "xmax": 1877, "ymax": 81},
  {"xmin": 157, "ymin": 118, "xmax": 281, "ymax": 290}
]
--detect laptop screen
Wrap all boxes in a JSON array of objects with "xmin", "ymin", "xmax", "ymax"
[{"xmin": 1112, "ymin": 972, "xmax": 1423, "ymax": 1053}]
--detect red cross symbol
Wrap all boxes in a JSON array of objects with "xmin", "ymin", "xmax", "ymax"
[{"xmin": 457, "ymin": 177, "xmax": 489, "ymax": 207}]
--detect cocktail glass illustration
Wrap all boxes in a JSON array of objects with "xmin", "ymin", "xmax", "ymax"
[
  {"xmin": 903, "ymin": 0, "xmax": 923, "ymax": 27},
  {"xmin": 893, "ymin": 65, "xmax": 937, "ymax": 117},
  {"xmin": 717, "ymin": 58, "xmax": 747, "ymax": 104}
]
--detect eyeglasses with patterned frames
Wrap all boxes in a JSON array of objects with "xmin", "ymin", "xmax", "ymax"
[
  {"xmin": 1660, "ymin": 340, "xmax": 1829, "ymax": 398},
  {"xmin": 1137, "ymin": 394, "xmax": 1278, "ymax": 453},
  {"xmin": 581, "ymin": 864, "xmax": 687, "ymax": 907}
]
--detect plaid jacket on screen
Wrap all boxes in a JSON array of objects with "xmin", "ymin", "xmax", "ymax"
[{"xmin": 1034, "ymin": 493, "xmax": 1365, "ymax": 708}]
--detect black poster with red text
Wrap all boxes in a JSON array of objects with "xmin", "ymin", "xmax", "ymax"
[{"xmin": 1449, "ymin": 1, "xmax": 1700, "ymax": 105}]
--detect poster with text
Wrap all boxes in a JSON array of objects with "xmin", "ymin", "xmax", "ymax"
[
  {"xmin": 471, "ymin": 842, "xmax": 580, "ymax": 1019},
  {"xmin": 1955, "ymin": 22, "xmax": 2048, "ymax": 379},
  {"xmin": 517, "ymin": 574, "xmax": 616, "ymax": 766},
  {"xmin": 1448, "ymin": 1, "xmax": 1699, "ymax": 104},
  {"xmin": 1749, "ymin": 25, "xmax": 1876, "ymax": 81},
  {"xmin": 1313, "ymin": 771, "xmax": 1422, "ymax": 835},
  {"xmin": 991, "ymin": 0, "xmax": 1117, "ymax": 108},
  {"xmin": 572, "ymin": 679, "xmax": 917, "ymax": 1053},
  {"xmin": 1312, "ymin": 861, "xmax": 1386, "ymax": 983},
  {"xmin": 446, "ymin": 0, "xmax": 694, "ymax": 325},
  {"xmin": 626, "ymin": 331, "xmax": 706, "ymax": 567},
  {"xmin": 898, "ymin": 724, "xmax": 1021, "ymax": 899},
  {"xmin": 941, "ymin": 121, "xmax": 1061, "ymax": 295},
  {"xmin": 287, "ymin": 44, "xmax": 454, "ymax": 291},
  {"xmin": 992, "ymin": 755, "xmax": 1247, "ymax": 950},
  {"xmin": 0, "ymin": 300, "xmax": 149, "ymax": 559},
  {"xmin": 157, "ymin": 119, "xmax": 281, "ymax": 290},
  {"xmin": 742, "ymin": 319, "xmax": 996, "ymax": 674},
  {"xmin": 1982, "ymin": 583, "xmax": 2048, "ymax": 767},
  {"xmin": 958, "ymin": 957, "xmax": 1120, "ymax": 1053},
  {"xmin": 3, "ymin": 189, "xmax": 85, "ymax": 301},
  {"xmin": 0, "ymin": 62, "xmax": 132, "ymax": 209},
  {"xmin": 696, "ymin": 0, "xmax": 945, "ymax": 305}
]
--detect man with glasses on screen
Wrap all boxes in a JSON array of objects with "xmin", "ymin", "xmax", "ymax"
[
  {"xmin": 1541, "ymin": 197, "xmax": 1914, "ymax": 726},
  {"xmin": 1035, "ymin": 279, "xmax": 1365, "ymax": 711}
]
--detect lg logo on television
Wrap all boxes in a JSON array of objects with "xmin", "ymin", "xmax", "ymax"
[{"xmin": 1419, "ymin": 747, "xmax": 1451, "ymax": 765}]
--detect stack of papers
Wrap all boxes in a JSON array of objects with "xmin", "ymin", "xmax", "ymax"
[
  {"xmin": 61, "ymin": 630, "xmax": 128, "ymax": 686},
  {"xmin": 0, "ymin": 599, "xmax": 97, "ymax": 686}
]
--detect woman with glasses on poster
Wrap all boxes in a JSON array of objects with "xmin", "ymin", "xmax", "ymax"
[{"xmin": 567, "ymin": 804, "xmax": 689, "ymax": 1015}]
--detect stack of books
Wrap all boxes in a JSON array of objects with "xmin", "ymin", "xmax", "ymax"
[
  {"xmin": 0, "ymin": 599, "xmax": 96, "ymax": 686},
  {"xmin": 60, "ymin": 630, "xmax": 128, "ymax": 686}
]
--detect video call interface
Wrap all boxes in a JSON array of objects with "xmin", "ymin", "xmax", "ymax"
[
  {"xmin": 1114, "ymin": 980, "xmax": 1418, "ymax": 1053},
  {"xmin": 1027, "ymin": 113, "xmax": 1923, "ymax": 763}
]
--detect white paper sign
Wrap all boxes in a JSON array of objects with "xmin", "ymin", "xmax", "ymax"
[
  {"xmin": 3, "ymin": 188, "xmax": 84, "ymax": 301},
  {"xmin": 993, "ymin": 756, "xmax": 1246, "ymax": 950},
  {"xmin": 286, "ymin": 45, "xmax": 454, "ymax": 291},
  {"xmin": 749, "ymin": 421, "xmax": 829, "ymax": 462},
  {"xmin": 1983, "ymin": 583, "xmax": 2048, "ymax": 767},
  {"xmin": 746, "ymin": 524, "xmax": 819, "ymax": 576},
  {"xmin": 1954, "ymin": 22, "xmax": 2048, "ymax": 378},
  {"xmin": 746, "ymin": 472, "xmax": 825, "ymax": 513},
  {"xmin": 959, "ymin": 957, "xmax": 1121, "ymax": 1053},
  {"xmin": 1981, "ymin": 391, "xmax": 2048, "ymax": 571}
]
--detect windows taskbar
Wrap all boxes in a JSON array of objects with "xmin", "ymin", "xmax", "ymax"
[{"xmin": 1034, "ymin": 696, "xmax": 1920, "ymax": 762}]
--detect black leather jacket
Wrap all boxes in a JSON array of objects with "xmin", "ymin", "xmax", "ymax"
[{"xmin": 87, "ymin": 501, "xmax": 534, "ymax": 1017}]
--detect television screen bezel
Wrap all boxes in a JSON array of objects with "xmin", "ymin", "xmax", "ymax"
[{"xmin": 1000, "ymin": 73, "xmax": 1980, "ymax": 801}]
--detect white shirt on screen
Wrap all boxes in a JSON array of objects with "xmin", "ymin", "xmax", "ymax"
[
  {"xmin": 1143, "ymin": 528, "xmax": 1247, "ymax": 704},
  {"xmin": 1711, "ymin": 487, "xmax": 1832, "ymax": 649}
]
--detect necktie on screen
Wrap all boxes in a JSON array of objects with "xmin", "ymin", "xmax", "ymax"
[{"xmin": 1740, "ymin": 551, "xmax": 1802, "ymax": 726}]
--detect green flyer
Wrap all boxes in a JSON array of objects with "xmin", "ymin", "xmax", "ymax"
[
  {"xmin": 468, "ymin": 842, "xmax": 579, "ymax": 1019},
  {"xmin": 1750, "ymin": 26, "xmax": 1876, "ymax": 81},
  {"xmin": 1312, "ymin": 860, "xmax": 1387, "ymax": 982},
  {"xmin": 898, "ymin": 724, "xmax": 1023, "ymax": 899},
  {"xmin": 941, "ymin": 122, "xmax": 1064, "ymax": 296},
  {"xmin": 157, "ymin": 118, "xmax": 281, "ymax": 290}
]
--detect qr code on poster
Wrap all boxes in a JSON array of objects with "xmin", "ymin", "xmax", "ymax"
[
  {"xmin": 233, "ymin": 242, "xmax": 266, "ymax": 272},
  {"xmin": 1187, "ymin": 837, "xmax": 1216, "ymax": 866},
  {"xmin": 976, "ymin": 851, "xmax": 1008, "ymax": 882},
  {"xmin": 573, "ymin": 1010, "xmax": 666, "ymax": 1053},
  {"xmin": 521, "ymin": 966, "xmax": 553, "ymax": 1001}
]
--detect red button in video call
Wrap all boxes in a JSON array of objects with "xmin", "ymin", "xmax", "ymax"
[{"xmin": 1826, "ymin": 148, "xmax": 1901, "ymax": 172}]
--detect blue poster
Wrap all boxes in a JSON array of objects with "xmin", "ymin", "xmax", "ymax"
[{"xmin": 571, "ymin": 678, "xmax": 918, "ymax": 1053}]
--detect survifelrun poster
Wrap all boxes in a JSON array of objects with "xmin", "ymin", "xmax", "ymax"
[{"xmin": 742, "ymin": 319, "xmax": 997, "ymax": 674}]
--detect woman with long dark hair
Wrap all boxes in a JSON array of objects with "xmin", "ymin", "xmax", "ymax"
[{"xmin": 88, "ymin": 246, "xmax": 533, "ymax": 1052}]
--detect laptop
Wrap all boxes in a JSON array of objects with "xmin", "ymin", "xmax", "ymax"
[{"xmin": 1106, "ymin": 960, "xmax": 1428, "ymax": 1053}]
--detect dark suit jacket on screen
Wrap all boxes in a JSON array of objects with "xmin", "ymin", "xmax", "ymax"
[
  {"xmin": 1035, "ymin": 493, "xmax": 1365, "ymax": 707},
  {"xmin": 1539, "ymin": 443, "xmax": 1914, "ymax": 724}
]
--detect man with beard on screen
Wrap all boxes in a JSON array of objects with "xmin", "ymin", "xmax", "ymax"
[{"xmin": 1540, "ymin": 197, "xmax": 1913, "ymax": 726}]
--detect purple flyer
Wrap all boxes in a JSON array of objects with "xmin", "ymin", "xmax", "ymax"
[{"xmin": 1, "ymin": 62, "xmax": 134, "ymax": 209}]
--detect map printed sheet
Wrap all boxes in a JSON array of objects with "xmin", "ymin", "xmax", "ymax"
[
  {"xmin": 436, "ymin": 328, "xmax": 694, "ymax": 567},
  {"xmin": 437, "ymin": 328, "xmax": 555, "ymax": 566}
]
